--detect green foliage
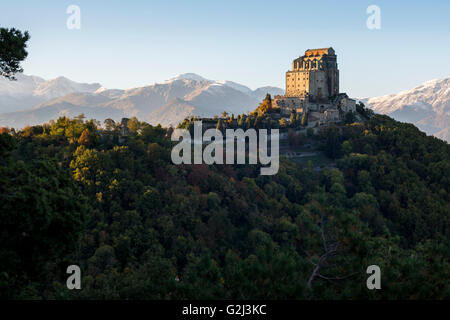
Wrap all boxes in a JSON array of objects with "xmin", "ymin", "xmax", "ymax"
[
  {"xmin": 0, "ymin": 151, "xmax": 88, "ymax": 298},
  {"xmin": 279, "ymin": 118, "xmax": 288, "ymax": 127},
  {"xmin": 1, "ymin": 114, "xmax": 449, "ymax": 300},
  {"xmin": 289, "ymin": 112, "xmax": 295, "ymax": 125},
  {"xmin": 216, "ymin": 119, "xmax": 223, "ymax": 131},
  {"xmin": 345, "ymin": 110, "xmax": 356, "ymax": 124},
  {"xmin": 0, "ymin": 28, "xmax": 30, "ymax": 80},
  {"xmin": 0, "ymin": 132, "xmax": 16, "ymax": 157},
  {"xmin": 301, "ymin": 112, "xmax": 308, "ymax": 126},
  {"xmin": 287, "ymin": 129, "xmax": 305, "ymax": 147},
  {"xmin": 254, "ymin": 94, "xmax": 279, "ymax": 115},
  {"xmin": 320, "ymin": 125, "xmax": 342, "ymax": 159},
  {"xmin": 342, "ymin": 140, "xmax": 352, "ymax": 155},
  {"xmin": 127, "ymin": 117, "xmax": 141, "ymax": 134},
  {"xmin": 356, "ymin": 102, "xmax": 374, "ymax": 119}
]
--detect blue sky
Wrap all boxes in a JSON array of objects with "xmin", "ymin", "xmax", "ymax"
[{"xmin": 1, "ymin": 0, "xmax": 449, "ymax": 97}]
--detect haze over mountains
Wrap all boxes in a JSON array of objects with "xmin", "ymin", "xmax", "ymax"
[
  {"xmin": 0, "ymin": 73, "xmax": 448, "ymax": 141},
  {"xmin": 0, "ymin": 73, "xmax": 283, "ymax": 129}
]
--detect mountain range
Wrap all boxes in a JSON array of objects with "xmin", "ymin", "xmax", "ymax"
[
  {"xmin": 0, "ymin": 73, "xmax": 283, "ymax": 129},
  {"xmin": 0, "ymin": 73, "xmax": 448, "ymax": 142},
  {"xmin": 361, "ymin": 77, "xmax": 450, "ymax": 142}
]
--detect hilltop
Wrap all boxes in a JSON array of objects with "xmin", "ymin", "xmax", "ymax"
[{"xmin": 1, "ymin": 112, "xmax": 448, "ymax": 299}]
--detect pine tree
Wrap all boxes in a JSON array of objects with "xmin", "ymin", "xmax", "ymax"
[
  {"xmin": 289, "ymin": 112, "xmax": 295, "ymax": 126},
  {"xmin": 0, "ymin": 28, "xmax": 30, "ymax": 80},
  {"xmin": 216, "ymin": 119, "xmax": 223, "ymax": 131},
  {"xmin": 301, "ymin": 112, "xmax": 308, "ymax": 126}
]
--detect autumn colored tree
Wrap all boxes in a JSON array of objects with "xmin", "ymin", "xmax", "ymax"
[{"xmin": 1, "ymin": 113, "xmax": 449, "ymax": 300}]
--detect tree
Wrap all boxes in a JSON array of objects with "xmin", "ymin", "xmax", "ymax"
[
  {"xmin": 345, "ymin": 111, "xmax": 356, "ymax": 124},
  {"xmin": 301, "ymin": 112, "xmax": 308, "ymax": 126},
  {"xmin": 0, "ymin": 28, "xmax": 30, "ymax": 80},
  {"xmin": 256, "ymin": 94, "xmax": 275, "ymax": 114},
  {"xmin": 78, "ymin": 128, "xmax": 93, "ymax": 146},
  {"xmin": 288, "ymin": 129, "xmax": 304, "ymax": 147},
  {"xmin": 127, "ymin": 116, "xmax": 141, "ymax": 133},
  {"xmin": 289, "ymin": 112, "xmax": 296, "ymax": 126},
  {"xmin": 279, "ymin": 118, "xmax": 287, "ymax": 128},
  {"xmin": 216, "ymin": 119, "xmax": 223, "ymax": 131},
  {"xmin": 342, "ymin": 140, "xmax": 352, "ymax": 155},
  {"xmin": 0, "ymin": 155, "xmax": 88, "ymax": 298},
  {"xmin": 1, "ymin": 113, "xmax": 449, "ymax": 300},
  {"xmin": 323, "ymin": 126, "xmax": 341, "ymax": 159},
  {"xmin": 227, "ymin": 115, "xmax": 234, "ymax": 126},
  {"xmin": 253, "ymin": 116, "xmax": 262, "ymax": 129},
  {"xmin": 50, "ymin": 116, "xmax": 85, "ymax": 143},
  {"xmin": 104, "ymin": 118, "xmax": 116, "ymax": 132},
  {"xmin": 237, "ymin": 116, "xmax": 244, "ymax": 128},
  {"xmin": 0, "ymin": 132, "xmax": 15, "ymax": 158},
  {"xmin": 245, "ymin": 117, "xmax": 251, "ymax": 130}
]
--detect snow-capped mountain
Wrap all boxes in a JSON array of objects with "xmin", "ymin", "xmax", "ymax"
[
  {"xmin": 1, "ymin": 73, "xmax": 448, "ymax": 141},
  {"xmin": 0, "ymin": 74, "xmax": 101, "ymax": 113},
  {"xmin": 164, "ymin": 73, "xmax": 209, "ymax": 83},
  {"xmin": 362, "ymin": 77, "xmax": 450, "ymax": 141},
  {"xmin": 33, "ymin": 76, "xmax": 101, "ymax": 99},
  {"xmin": 0, "ymin": 73, "xmax": 283, "ymax": 129},
  {"xmin": 0, "ymin": 74, "xmax": 45, "ymax": 96}
]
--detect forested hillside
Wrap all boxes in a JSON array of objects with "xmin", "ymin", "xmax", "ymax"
[{"xmin": 0, "ymin": 114, "xmax": 449, "ymax": 299}]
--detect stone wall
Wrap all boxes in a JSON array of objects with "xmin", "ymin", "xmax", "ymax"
[
  {"xmin": 272, "ymin": 96, "xmax": 305, "ymax": 115},
  {"xmin": 339, "ymin": 97, "xmax": 356, "ymax": 113}
]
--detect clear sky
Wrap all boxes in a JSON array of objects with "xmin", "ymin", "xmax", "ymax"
[{"xmin": 1, "ymin": 0, "xmax": 449, "ymax": 97}]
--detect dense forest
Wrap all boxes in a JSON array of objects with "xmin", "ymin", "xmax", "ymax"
[{"xmin": 0, "ymin": 111, "xmax": 449, "ymax": 299}]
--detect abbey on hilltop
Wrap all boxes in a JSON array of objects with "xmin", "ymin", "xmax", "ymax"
[{"xmin": 273, "ymin": 47, "xmax": 356, "ymax": 123}]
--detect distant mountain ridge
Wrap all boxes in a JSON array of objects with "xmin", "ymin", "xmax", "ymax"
[
  {"xmin": 361, "ymin": 77, "xmax": 450, "ymax": 142},
  {"xmin": 0, "ymin": 73, "xmax": 283, "ymax": 129},
  {"xmin": 0, "ymin": 74, "xmax": 102, "ymax": 114},
  {"xmin": 1, "ymin": 74, "xmax": 449, "ymax": 142}
]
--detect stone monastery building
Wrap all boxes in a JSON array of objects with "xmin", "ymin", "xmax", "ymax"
[{"xmin": 273, "ymin": 47, "xmax": 356, "ymax": 122}]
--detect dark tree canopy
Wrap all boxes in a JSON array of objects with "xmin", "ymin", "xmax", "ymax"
[
  {"xmin": 1, "ymin": 112, "xmax": 448, "ymax": 299},
  {"xmin": 0, "ymin": 28, "xmax": 30, "ymax": 80}
]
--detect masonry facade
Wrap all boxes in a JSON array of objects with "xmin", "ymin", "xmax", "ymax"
[
  {"xmin": 286, "ymin": 47, "xmax": 339, "ymax": 101},
  {"xmin": 273, "ymin": 47, "xmax": 355, "ymax": 123}
]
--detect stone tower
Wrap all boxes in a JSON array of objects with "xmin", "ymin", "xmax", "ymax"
[{"xmin": 285, "ymin": 47, "xmax": 339, "ymax": 102}]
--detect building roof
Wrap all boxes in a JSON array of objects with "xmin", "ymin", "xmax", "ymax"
[{"xmin": 304, "ymin": 47, "xmax": 335, "ymax": 56}]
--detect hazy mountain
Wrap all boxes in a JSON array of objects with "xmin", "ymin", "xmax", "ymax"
[
  {"xmin": 0, "ymin": 73, "xmax": 283, "ymax": 129},
  {"xmin": 214, "ymin": 80, "xmax": 252, "ymax": 95},
  {"xmin": 2, "ymin": 73, "xmax": 449, "ymax": 140},
  {"xmin": 32, "ymin": 76, "xmax": 101, "ymax": 99},
  {"xmin": 164, "ymin": 73, "xmax": 209, "ymax": 83},
  {"xmin": 149, "ymin": 98, "xmax": 196, "ymax": 128},
  {"xmin": 362, "ymin": 77, "xmax": 450, "ymax": 141},
  {"xmin": 104, "ymin": 78, "xmax": 282, "ymax": 126},
  {"xmin": 0, "ymin": 74, "xmax": 45, "ymax": 96},
  {"xmin": 0, "ymin": 103, "xmax": 124, "ymax": 129},
  {"xmin": 0, "ymin": 74, "xmax": 101, "ymax": 114},
  {"xmin": 434, "ymin": 127, "xmax": 450, "ymax": 141},
  {"xmin": 251, "ymin": 86, "xmax": 284, "ymax": 100}
]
